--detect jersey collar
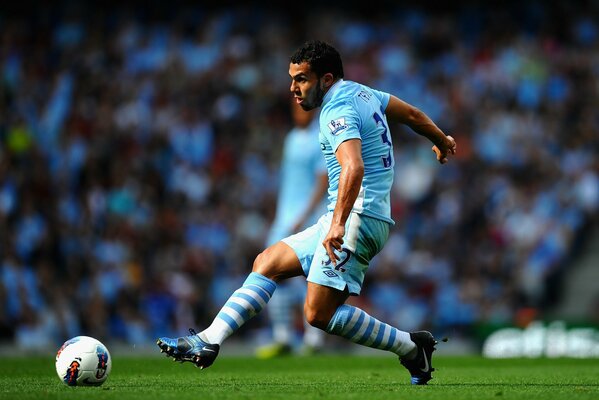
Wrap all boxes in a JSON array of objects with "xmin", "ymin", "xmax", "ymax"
[{"xmin": 322, "ymin": 79, "xmax": 345, "ymax": 107}]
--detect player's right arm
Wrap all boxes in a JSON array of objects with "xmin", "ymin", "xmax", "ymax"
[
  {"xmin": 322, "ymin": 138, "xmax": 364, "ymax": 265},
  {"xmin": 384, "ymin": 95, "xmax": 456, "ymax": 164}
]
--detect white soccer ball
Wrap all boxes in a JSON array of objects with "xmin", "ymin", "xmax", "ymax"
[{"xmin": 55, "ymin": 336, "xmax": 112, "ymax": 386}]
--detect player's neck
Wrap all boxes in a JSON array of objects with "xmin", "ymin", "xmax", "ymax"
[{"xmin": 322, "ymin": 79, "xmax": 344, "ymax": 106}]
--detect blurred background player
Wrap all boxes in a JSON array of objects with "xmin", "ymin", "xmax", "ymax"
[{"xmin": 256, "ymin": 100, "xmax": 328, "ymax": 358}]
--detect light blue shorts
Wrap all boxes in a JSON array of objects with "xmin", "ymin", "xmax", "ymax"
[{"xmin": 282, "ymin": 211, "xmax": 390, "ymax": 295}]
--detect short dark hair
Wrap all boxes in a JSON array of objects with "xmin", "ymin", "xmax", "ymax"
[{"xmin": 290, "ymin": 40, "xmax": 344, "ymax": 80}]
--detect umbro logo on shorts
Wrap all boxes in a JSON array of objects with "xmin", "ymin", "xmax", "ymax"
[{"xmin": 323, "ymin": 270, "xmax": 338, "ymax": 278}]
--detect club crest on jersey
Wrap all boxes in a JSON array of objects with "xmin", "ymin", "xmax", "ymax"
[{"xmin": 328, "ymin": 118, "xmax": 348, "ymax": 136}]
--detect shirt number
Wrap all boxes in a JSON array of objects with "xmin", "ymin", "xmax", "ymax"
[{"xmin": 373, "ymin": 107, "xmax": 393, "ymax": 168}]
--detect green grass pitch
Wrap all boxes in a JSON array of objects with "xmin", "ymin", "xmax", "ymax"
[{"xmin": 1, "ymin": 355, "xmax": 598, "ymax": 399}]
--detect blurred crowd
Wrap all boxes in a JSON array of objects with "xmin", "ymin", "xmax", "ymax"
[{"xmin": 1, "ymin": 1, "xmax": 598, "ymax": 350}]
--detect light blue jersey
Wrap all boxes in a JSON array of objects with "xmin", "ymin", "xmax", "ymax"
[
  {"xmin": 283, "ymin": 80, "xmax": 394, "ymax": 294},
  {"xmin": 267, "ymin": 119, "xmax": 327, "ymax": 246},
  {"xmin": 319, "ymin": 80, "xmax": 394, "ymax": 224}
]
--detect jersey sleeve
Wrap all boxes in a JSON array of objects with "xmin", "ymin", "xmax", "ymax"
[
  {"xmin": 371, "ymin": 88, "xmax": 390, "ymax": 111},
  {"xmin": 320, "ymin": 102, "xmax": 362, "ymax": 153}
]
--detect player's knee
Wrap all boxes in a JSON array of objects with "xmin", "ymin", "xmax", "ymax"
[
  {"xmin": 252, "ymin": 251, "xmax": 270, "ymax": 275},
  {"xmin": 252, "ymin": 250, "xmax": 281, "ymax": 281},
  {"xmin": 304, "ymin": 303, "xmax": 331, "ymax": 331}
]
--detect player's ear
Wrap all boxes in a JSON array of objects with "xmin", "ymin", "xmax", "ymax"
[{"xmin": 321, "ymin": 73, "xmax": 334, "ymax": 89}]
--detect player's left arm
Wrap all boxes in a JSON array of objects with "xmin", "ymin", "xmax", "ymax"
[
  {"xmin": 385, "ymin": 95, "xmax": 456, "ymax": 164},
  {"xmin": 322, "ymin": 139, "xmax": 363, "ymax": 265}
]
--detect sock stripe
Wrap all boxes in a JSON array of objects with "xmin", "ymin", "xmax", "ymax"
[
  {"xmin": 345, "ymin": 311, "xmax": 365, "ymax": 339},
  {"xmin": 221, "ymin": 306, "xmax": 245, "ymax": 327},
  {"xmin": 382, "ymin": 326, "xmax": 397, "ymax": 351},
  {"xmin": 221, "ymin": 287, "xmax": 271, "ymax": 328},
  {"xmin": 326, "ymin": 304, "xmax": 415, "ymax": 357},
  {"xmin": 232, "ymin": 291, "xmax": 262, "ymax": 312},
  {"xmin": 246, "ymin": 284, "xmax": 272, "ymax": 301},
  {"xmin": 223, "ymin": 301, "xmax": 252, "ymax": 321},
  {"xmin": 391, "ymin": 334, "xmax": 401, "ymax": 351},
  {"xmin": 371, "ymin": 322, "xmax": 387, "ymax": 348},
  {"xmin": 366, "ymin": 321, "xmax": 384, "ymax": 347},
  {"xmin": 216, "ymin": 310, "xmax": 240, "ymax": 330},
  {"xmin": 200, "ymin": 272, "xmax": 277, "ymax": 346},
  {"xmin": 236, "ymin": 288, "xmax": 268, "ymax": 308},
  {"xmin": 357, "ymin": 318, "xmax": 377, "ymax": 345},
  {"xmin": 341, "ymin": 307, "xmax": 359, "ymax": 335},
  {"xmin": 381, "ymin": 323, "xmax": 391, "ymax": 345},
  {"xmin": 360, "ymin": 317, "xmax": 379, "ymax": 346},
  {"xmin": 244, "ymin": 272, "xmax": 277, "ymax": 294},
  {"xmin": 350, "ymin": 315, "xmax": 369, "ymax": 341}
]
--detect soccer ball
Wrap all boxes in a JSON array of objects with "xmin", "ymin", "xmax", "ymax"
[{"xmin": 55, "ymin": 336, "xmax": 112, "ymax": 386}]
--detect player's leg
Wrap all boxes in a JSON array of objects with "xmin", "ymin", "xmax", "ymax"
[
  {"xmin": 304, "ymin": 213, "xmax": 441, "ymax": 384},
  {"xmin": 156, "ymin": 241, "xmax": 303, "ymax": 368},
  {"xmin": 305, "ymin": 276, "xmax": 440, "ymax": 384},
  {"xmin": 323, "ymin": 299, "xmax": 441, "ymax": 384},
  {"xmin": 303, "ymin": 282, "xmax": 349, "ymax": 329},
  {"xmin": 200, "ymin": 241, "xmax": 303, "ymax": 343},
  {"xmin": 304, "ymin": 282, "xmax": 416, "ymax": 356}
]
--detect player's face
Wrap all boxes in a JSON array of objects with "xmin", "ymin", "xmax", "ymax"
[{"xmin": 289, "ymin": 62, "xmax": 326, "ymax": 111}]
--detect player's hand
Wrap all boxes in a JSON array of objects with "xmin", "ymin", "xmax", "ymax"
[
  {"xmin": 322, "ymin": 223, "xmax": 345, "ymax": 266},
  {"xmin": 432, "ymin": 135, "xmax": 456, "ymax": 164}
]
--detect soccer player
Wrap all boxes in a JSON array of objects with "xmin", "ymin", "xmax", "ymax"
[
  {"xmin": 256, "ymin": 100, "xmax": 327, "ymax": 358},
  {"xmin": 157, "ymin": 40, "xmax": 456, "ymax": 385}
]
